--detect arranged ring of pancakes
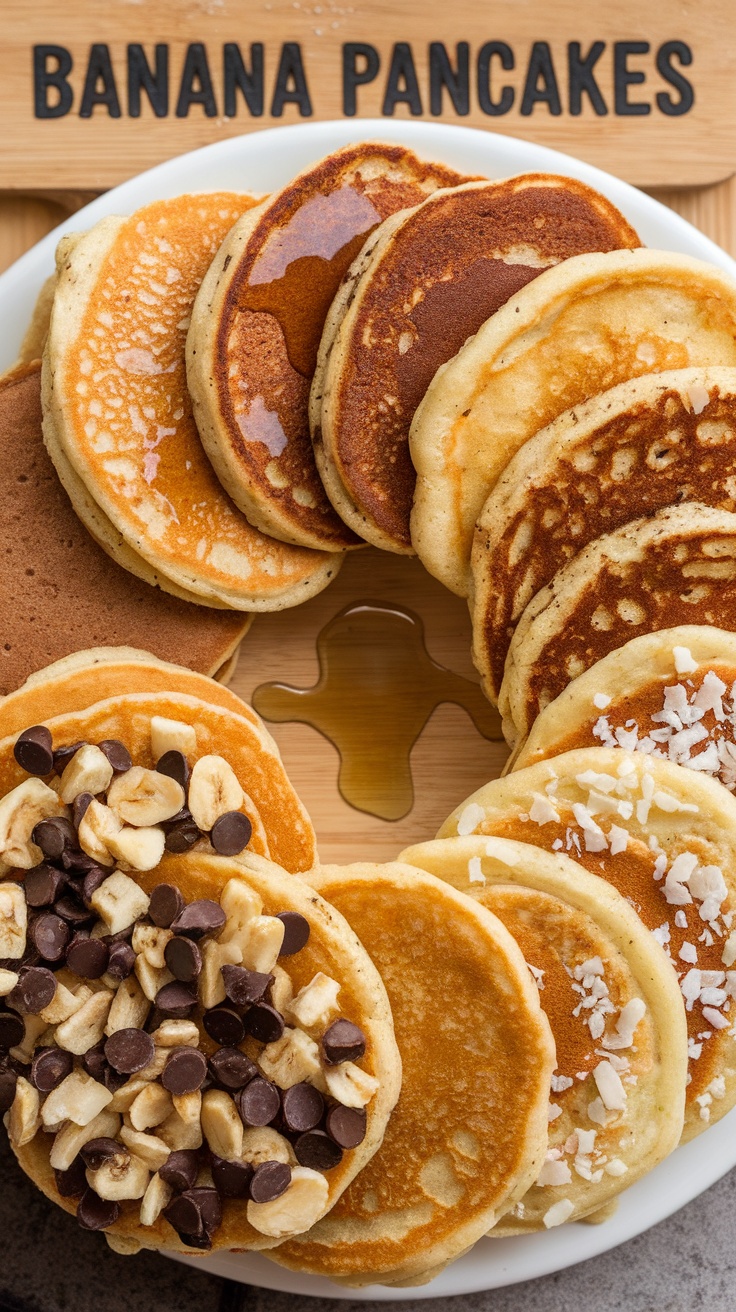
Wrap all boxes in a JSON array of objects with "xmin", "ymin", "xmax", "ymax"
[{"xmin": 6, "ymin": 134, "xmax": 736, "ymax": 1286}]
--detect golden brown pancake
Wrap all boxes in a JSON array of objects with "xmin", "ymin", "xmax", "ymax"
[
  {"xmin": 313, "ymin": 175, "xmax": 639, "ymax": 554},
  {"xmin": 0, "ymin": 363, "xmax": 249, "ymax": 694},
  {"xmin": 500, "ymin": 503, "xmax": 736, "ymax": 746},
  {"xmin": 473, "ymin": 368, "xmax": 736, "ymax": 703},
  {"xmin": 186, "ymin": 144, "xmax": 468, "ymax": 553}
]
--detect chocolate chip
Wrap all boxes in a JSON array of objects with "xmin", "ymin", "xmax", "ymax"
[
  {"xmin": 31, "ymin": 911, "xmax": 70, "ymax": 963},
  {"xmin": 221, "ymin": 964, "xmax": 272, "ymax": 1009},
  {"xmin": 80, "ymin": 865, "xmax": 109, "ymax": 907},
  {"xmin": 211, "ymin": 1155, "xmax": 254, "ymax": 1199},
  {"xmin": 54, "ymin": 1155, "xmax": 87, "ymax": 1198},
  {"xmin": 171, "ymin": 900, "xmax": 225, "ymax": 941},
  {"xmin": 276, "ymin": 911, "xmax": 310, "ymax": 957},
  {"xmin": 103, "ymin": 1065, "xmax": 128, "ymax": 1094},
  {"xmin": 80, "ymin": 1137, "xmax": 127, "ymax": 1170},
  {"xmin": 24, "ymin": 864, "xmax": 66, "ymax": 908},
  {"xmin": 155, "ymin": 982, "xmax": 197, "ymax": 1019},
  {"xmin": 237, "ymin": 1077, "xmax": 280, "ymax": 1127},
  {"xmin": 159, "ymin": 1149, "xmax": 199, "ymax": 1193},
  {"xmin": 321, "ymin": 1019, "xmax": 366, "ymax": 1065},
  {"xmin": 73, "ymin": 793, "xmax": 94, "ymax": 829},
  {"xmin": 164, "ymin": 1187, "xmax": 221, "ymax": 1244},
  {"xmin": 207, "ymin": 1047, "xmax": 257, "ymax": 1091},
  {"xmin": 54, "ymin": 895, "xmax": 94, "ymax": 928},
  {"xmin": 81, "ymin": 1042, "xmax": 108, "ymax": 1083},
  {"xmin": 9, "ymin": 966, "xmax": 56, "ymax": 1014},
  {"xmin": 98, "ymin": 739, "xmax": 132, "ymax": 774},
  {"xmin": 156, "ymin": 751, "xmax": 190, "ymax": 788},
  {"xmin": 77, "ymin": 1188, "xmax": 120, "ymax": 1231},
  {"xmin": 31, "ymin": 1046, "xmax": 73, "ymax": 1092},
  {"xmin": 52, "ymin": 741, "xmax": 85, "ymax": 773},
  {"xmin": 106, "ymin": 941, "xmax": 136, "ymax": 982},
  {"xmin": 66, "ymin": 934, "xmax": 109, "ymax": 979},
  {"xmin": 104, "ymin": 1028, "xmax": 155, "ymax": 1075},
  {"xmin": 164, "ymin": 936, "xmax": 201, "ymax": 984},
  {"xmin": 325, "ymin": 1104, "xmax": 366, "ymax": 1149},
  {"xmin": 294, "ymin": 1129, "xmax": 343, "ymax": 1170},
  {"xmin": 243, "ymin": 1004, "xmax": 284, "ymax": 1045},
  {"xmin": 281, "ymin": 1083, "xmax": 324, "ymax": 1133},
  {"xmin": 0, "ymin": 1062, "xmax": 18, "ymax": 1110},
  {"xmin": 14, "ymin": 725, "xmax": 53, "ymax": 776},
  {"xmin": 0, "ymin": 1011, "xmax": 25, "ymax": 1050},
  {"xmin": 164, "ymin": 821, "xmax": 201, "ymax": 855},
  {"xmin": 32, "ymin": 817, "xmax": 77, "ymax": 860},
  {"xmin": 203, "ymin": 1006, "xmax": 244, "ymax": 1047},
  {"xmin": 149, "ymin": 883, "xmax": 184, "ymax": 929},
  {"xmin": 210, "ymin": 811, "xmax": 252, "ymax": 856},
  {"xmin": 161, "ymin": 1047, "xmax": 207, "ymax": 1095},
  {"xmin": 250, "ymin": 1161, "xmax": 291, "ymax": 1204}
]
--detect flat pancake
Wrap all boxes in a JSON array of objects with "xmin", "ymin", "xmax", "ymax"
[
  {"xmin": 10, "ymin": 850, "xmax": 399, "ymax": 1255},
  {"xmin": 314, "ymin": 175, "xmax": 639, "ymax": 554},
  {"xmin": 0, "ymin": 363, "xmax": 250, "ymax": 693},
  {"xmin": 186, "ymin": 143, "xmax": 467, "ymax": 553},
  {"xmin": 473, "ymin": 368, "xmax": 736, "ymax": 703},
  {"xmin": 44, "ymin": 196, "xmax": 340, "ymax": 610},
  {"xmin": 399, "ymin": 836, "xmax": 686, "ymax": 1231},
  {"xmin": 409, "ymin": 249, "xmax": 736, "ymax": 597},
  {"xmin": 268, "ymin": 861, "xmax": 555, "ymax": 1285},
  {"xmin": 441, "ymin": 746, "xmax": 736, "ymax": 1140},
  {"xmin": 500, "ymin": 503, "xmax": 736, "ymax": 746}
]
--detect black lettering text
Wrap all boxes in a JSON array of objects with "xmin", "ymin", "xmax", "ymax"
[
  {"xmin": 382, "ymin": 42, "xmax": 422, "ymax": 115},
  {"xmin": 614, "ymin": 40, "xmax": 650, "ymax": 115},
  {"xmin": 224, "ymin": 43, "xmax": 264, "ymax": 117},
  {"xmin": 429, "ymin": 42, "xmax": 470, "ymax": 116},
  {"xmin": 568, "ymin": 41, "xmax": 607, "ymax": 115},
  {"xmin": 656, "ymin": 40, "xmax": 694, "ymax": 116},
  {"xmin": 80, "ymin": 44, "xmax": 121, "ymax": 118},
  {"xmin": 477, "ymin": 42, "xmax": 514, "ymax": 116},
  {"xmin": 271, "ymin": 43, "xmax": 312, "ymax": 116},
  {"xmin": 521, "ymin": 42, "xmax": 562, "ymax": 116},
  {"xmin": 176, "ymin": 43, "xmax": 217, "ymax": 117},
  {"xmin": 342, "ymin": 42, "xmax": 380, "ymax": 116},
  {"xmin": 34, "ymin": 45, "xmax": 73, "ymax": 118},
  {"xmin": 127, "ymin": 44, "xmax": 168, "ymax": 117}
]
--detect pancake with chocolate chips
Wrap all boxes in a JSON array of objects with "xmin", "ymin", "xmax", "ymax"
[
  {"xmin": 399, "ymin": 836, "xmax": 686, "ymax": 1232},
  {"xmin": 312, "ymin": 175, "xmax": 639, "ymax": 554},
  {"xmin": 441, "ymin": 746, "xmax": 736, "ymax": 1141},
  {"xmin": 473, "ymin": 368, "xmax": 736, "ymax": 705},
  {"xmin": 410, "ymin": 250, "xmax": 736, "ymax": 597},
  {"xmin": 500, "ymin": 503, "xmax": 736, "ymax": 747},
  {"xmin": 268, "ymin": 861, "xmax": 555, "ymax": 1286},
  {"xmin": 186, "ymin": 143, "xmax": 467, "ymax": 553}
]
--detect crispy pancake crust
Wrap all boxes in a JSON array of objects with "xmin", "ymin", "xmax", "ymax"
[
  {"xmin": 410, "ymin": 250, "xmax": 736, "ymax": 597},
  {"xmin": 314, "ymin": 175, "xmax": 639, "ymax": 554},
  {"xmin": 186, "ymin": 144, "xmax": 467, "ymax": 553}
]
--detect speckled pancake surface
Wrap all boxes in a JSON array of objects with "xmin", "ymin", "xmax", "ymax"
[
  {"xmin": 399, "ymin": 836, "xmax": 686, "ymax": 1232},
  {"xmin": 473, "ymin": 368, "xmax": 736, "ymax": 703},
  {"xmin": 186, "ymin": 144, "xmax": 467, "ymax": 553},
  {"xmin": 313, "ymin": 175, "xmax": 639, "ymax": 554},
  {"xmin": 441, "ymin": 747, "xmax": 736, "ymax": 1141},
  {"xmin": 43, "ymin": 196, "xmax": 339, "ymax": 610},
  {"xmin": 409, "ymin": 249, "xmax": 736, "ymax": 597},
  {"xmin": 500, "ymin": 503, "xmax": 736, "ymax": 746},
  {"xmin": 0, "ymin": 363, "xmax": 249, "ymax": 693},
  {"xmin": 269, "ymin": 862, "xmax": 555, "ymax": 1285},
  {"xmin": 11, "ymin": 851, "xmax": 399, "ymax": 1255}
]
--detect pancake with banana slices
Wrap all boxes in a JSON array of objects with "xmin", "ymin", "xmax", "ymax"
[
  {"xmin": 312, "ymin": 175, "xmax": 639, "ymax": 554},
  {"xmin": 513, "ymin": 626, "xmax": 736, "ymax": 783},
  {"xmin": 399, "ymin": 836, "xmax": 686, "ymax": 1232},
  {"xmin": 409, "ymin": 249, "xmax": 736, "ymax": 597},
  {"xmin": 186, "ymin": 143, "xmax": 467, "ymax": 553},
  {"xmin": 268, "ymin": 862, "xmax": 555, "ymax": 1285},
  {"xmin": 473, "ymin": 368, "xmax": 736, "ymax": 704},
  {"xmin": 441, "ymin": 746, "xmax": 736, "ymax": 1141},
  {"xmin": 0, "ymin": 363, "xmax": 250, "ymax": 693},
  {"xmin": 501, "ymin": 503, "xmax": 736, "ymax": 747},
  {"xmin": 43, "ymin": 196, "xmax": 340, "ymax": 611},
  {"xmin": 5, "ymin": 846, "xmax": 399, "ymax": 1256}
]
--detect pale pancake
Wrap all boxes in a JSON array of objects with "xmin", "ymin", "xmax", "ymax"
[
  {"xmin": 44, "ymin": 196, "xmax": 340, "ymax": 610},
  {"xmin": 473, "ymin": 368, "xmax": 736, "ymax": 703},
  {"xmin": 409, "ymin": 249, "xmax": 736, "ymax": 597},
  {"xmin": 513, "ymin": 626, "xmax": 736, "ymax": 784},
  {"xmin": 12, "ymin": 850, "xmax": 400, "ymax": 1255},
  {"xmin": 314, "ymin": 175, "xmax": 639, "ymax": 554},
  {"xmin": 268, "ymin": 861, "xmax": 555, "ymax": 1285},
  {"xmin": 500, "ymin": 503, "xmax": 736, "ymax": 746},
  {"xmin": 441, "ymin": 746, "xmax": 736, "ymax": 1140},
  {"xmin": 399, "ymin": 836, "xmax": 686, "ymax": 1231},
  {"xmin": 186, "ymin": 145, "xmax": 467, "ymax": 553}
]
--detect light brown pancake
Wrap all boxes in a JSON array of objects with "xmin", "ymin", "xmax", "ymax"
[
  {"xmin": 186, "ymin": 143, "xmax": 468, "ymax": 553},
  {"xmin": 44, "ymin": 196, "xmax": 340, "ymax": 610},
  {"xmin": 500, "ymin": 503, "xmax": 736, "ymax": 746},
  {"xmin": 473, "ymin": 368, "xmax": 736, "ymax": 703},
  {"xmin": 0, "ymin": 363, "xmax": 249, "ymax": 694},
  {"xmin": 313, "ymin": 175, "xmax": 639, "ymax": 554}
]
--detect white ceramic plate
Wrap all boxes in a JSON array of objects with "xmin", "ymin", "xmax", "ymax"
[{"xmin": 3, "ymin": 119, "xmax": 736, "ymax": 1299}]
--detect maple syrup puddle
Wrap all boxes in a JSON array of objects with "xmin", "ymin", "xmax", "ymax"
[{"xmin": 252, "ymin": 602, "xmax": 503, "ymax": 822}]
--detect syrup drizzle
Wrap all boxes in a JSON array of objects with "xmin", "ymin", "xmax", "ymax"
[{"xmin": 252, "ymin": 601, "xmax": 503, "ymax": 821}]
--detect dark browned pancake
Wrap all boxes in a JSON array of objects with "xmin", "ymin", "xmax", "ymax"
[
  {"xmin": 313, "ymin": 176, "xmax": 640, "ymax": 553},
  {"xmin": 0, "ymin": 363, "xmax": 249, "ymax": 693}
]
